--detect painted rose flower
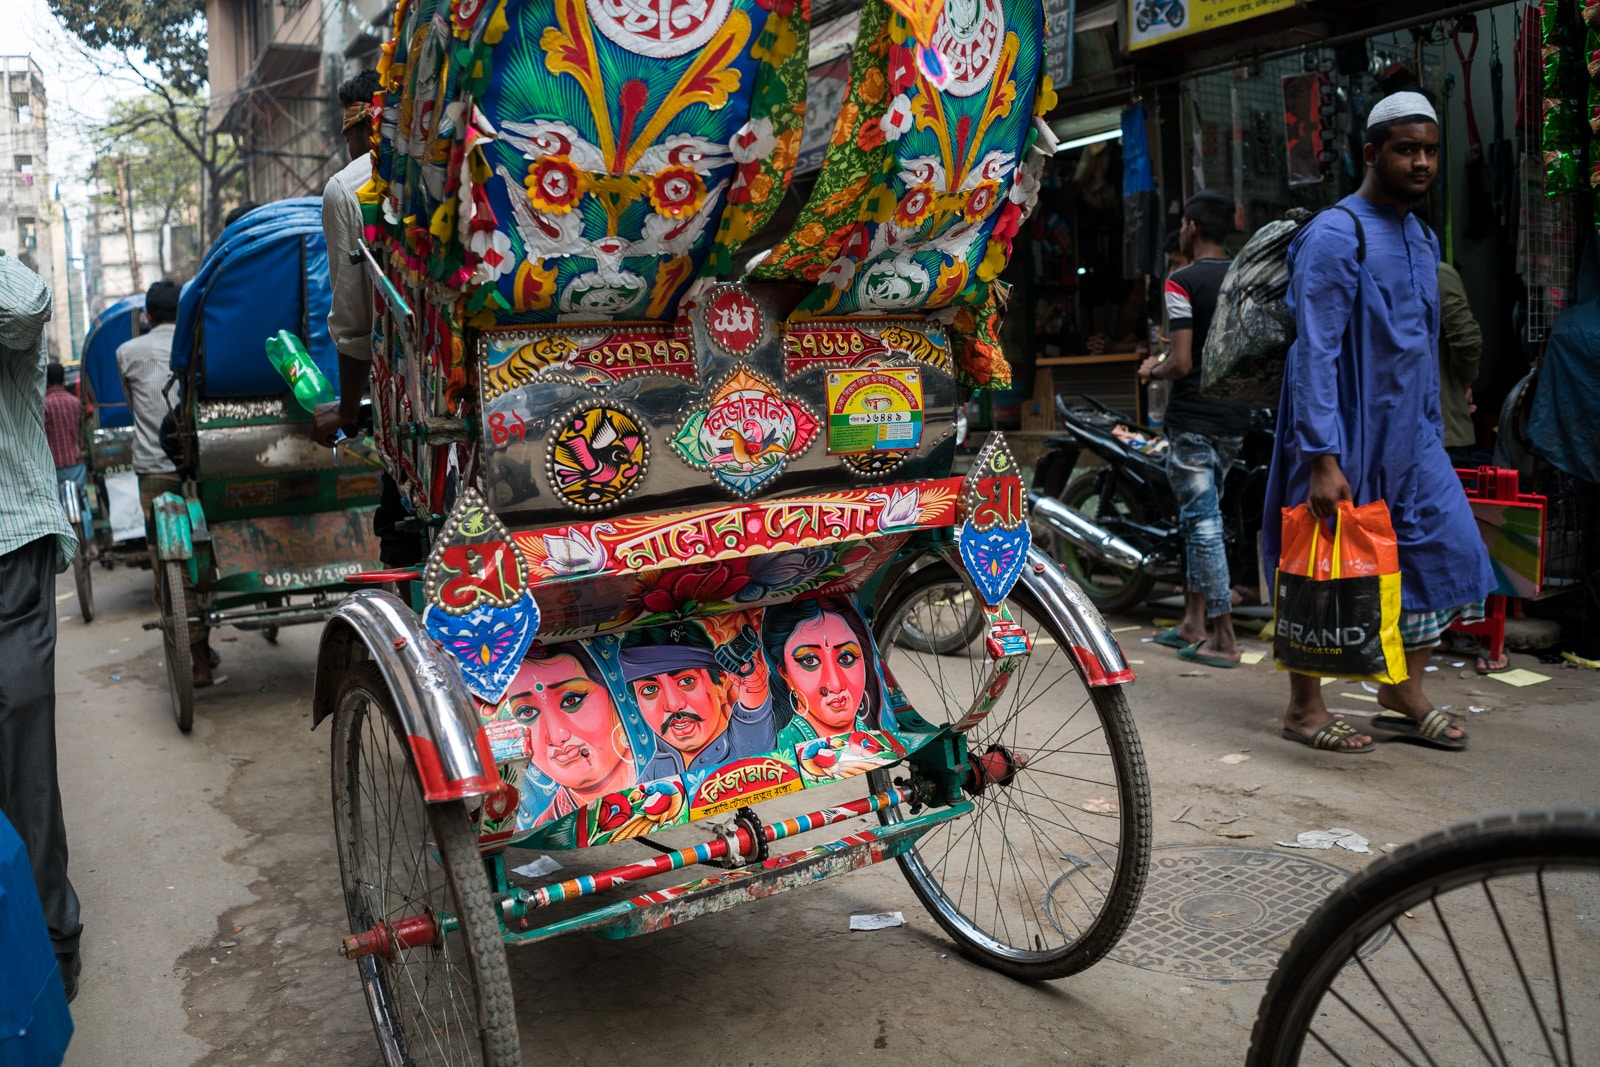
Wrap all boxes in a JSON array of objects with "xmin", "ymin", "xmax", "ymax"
[
  {"xmin": 963, "ymin": 181, "xmax": 1001, "ymax": 223},
  {"xmin": 524, "ymin": 155, "xmax": 586, "ymax": 214},
  {"xmin": 856, "ymin": 120, "xmax": 886, "ymax": 152},
  {"xmin": 880, "ymin": 94, "xmax": 915, "ymax": 141},
  {"xmin": 831, "ymin": 102, "xmax": 860, "ymax": 147},
  {"xmin": 892, "ymin": 184, "xmax": 935, "ymax": 228},
  {"xmin": 648, "ymin": 166, "xmax": 706, "ymax": 219},
  {"xmin": 470, "ymin": 228, "xmax": 514, "ymax": 283},
  {"xmin": 859, "ymin": 66, "xmax": 888, "ymax": 105},
  {"xmin": 639, "ymin": 560, "xmax": 751, "ymax": 616}
]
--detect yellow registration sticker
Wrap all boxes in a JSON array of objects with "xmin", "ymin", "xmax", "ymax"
[{"xmin": 825, "ymin": 368, "xmax": 923, "ymax": 455}]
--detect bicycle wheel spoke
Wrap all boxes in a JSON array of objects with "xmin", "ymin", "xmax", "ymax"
[
  {"xmin": 1326, "ymin": 987, "xmax": 1426, "ymax": 1067},
  {"xmin": 1537, "ymin": 869, "xmax": 1575, "ymax": 1067},
  {"xmin": 1351, "ymin": 954, "xmax": 1444, "ymax": 1067},
  {"xmin": 1480, "ymin": 877, "xmax": 1562, "ymax": 1065},
  {"xmin": 1430, "ymin": 893, "xmax": 1512, "ymax": 1067},
  {"xmin": 1389, "ymin": 920, "xmax": 1502, "ymax": 1067}
]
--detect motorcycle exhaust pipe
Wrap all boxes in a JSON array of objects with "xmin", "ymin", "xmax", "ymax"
[{"xmin": 1027, "ymin": 493, "xmax": 1148, "ymax": 571}]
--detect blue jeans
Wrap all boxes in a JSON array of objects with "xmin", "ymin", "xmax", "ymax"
[{"xmin": 1166, "ymin": 432, "xmax": 1242, "ymax": 619}]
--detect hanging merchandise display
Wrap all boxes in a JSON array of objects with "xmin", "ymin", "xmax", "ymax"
[
  {"xmin": 1121, "ymin": 101, "xmax": 1160, "ymax": 280},
  {"xmin": 1543, "ymin": 0, "xmax": 1585, "ymax": 194}
]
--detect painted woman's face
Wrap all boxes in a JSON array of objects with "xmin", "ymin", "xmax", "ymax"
[
  {"xmin": 508, "ymin": 655, "xmax": 627, "ymax": 794},
  {"xmin": 781, "ymin": 612, "xmax": 868, "ymax": 733}
]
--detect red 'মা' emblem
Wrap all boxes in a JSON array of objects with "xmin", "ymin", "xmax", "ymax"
[{"xmin": 706, "ymin": 287, "xmax": 763, "ymax": 355}]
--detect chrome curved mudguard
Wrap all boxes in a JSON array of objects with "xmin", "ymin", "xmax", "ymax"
[
  {"xmin": 311, "ymin": 590, "xmax": 496, "ymax": 803},
  {"xmin": 1021, "ymin": 548, "xmax": 1136, "ymax": 687}
]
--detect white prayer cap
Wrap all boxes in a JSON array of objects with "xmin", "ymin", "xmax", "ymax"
[{"xmin": 1365, "ymin": 91, "xmax": 1438, "ymax": 130}]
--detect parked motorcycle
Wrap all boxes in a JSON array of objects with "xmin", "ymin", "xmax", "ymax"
[{"xmin": 1029, "ymin": 394, "xmax": 1273, "ymax": 614}]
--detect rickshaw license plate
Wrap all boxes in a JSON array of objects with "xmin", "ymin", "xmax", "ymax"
[{"xmin": 825, "ymin": 368, "xmax": 923, "ymax": 455}]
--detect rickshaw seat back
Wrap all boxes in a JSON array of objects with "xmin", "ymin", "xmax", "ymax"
[
  {"xmin": 81, "ymin": 294, "xmax": 144, "ymax": 430},
  {"xmin": 170, "ymin": 200, "xmax": 340, "ymax": 400}
]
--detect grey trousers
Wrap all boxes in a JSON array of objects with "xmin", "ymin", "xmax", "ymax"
[{"xmin": 0, "ymin": 536, "xmax": 81, "ymax": 957}]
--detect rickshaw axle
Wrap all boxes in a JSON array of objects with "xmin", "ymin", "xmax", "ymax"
[
  {"xmin": 502, "ymin": 787, "xmax": 914, "ymax": 917},
  {"xmin": 340, "ymin": 913, "xmax": 441, "ymax": 960}
]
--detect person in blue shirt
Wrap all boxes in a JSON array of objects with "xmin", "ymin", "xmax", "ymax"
[
  {"xmin": 1267, "ymin": 91, "xmax": 1493, "ymax": 754},
  {"xmin": 621, "ymin": 629, "xmax": 777, "ymax": 783}
]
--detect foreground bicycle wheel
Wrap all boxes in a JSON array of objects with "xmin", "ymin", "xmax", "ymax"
[
  {"xmin": 869, "ymin": 559, "xmax": 1151, "ymax": 980},
  {"xmin": 1248, "ymin": 808, "xmax": 1600, "ymax": 1066},
  {"xmin": 331, "ymin": 663, "xmax": 518, "ymax": 1066}
]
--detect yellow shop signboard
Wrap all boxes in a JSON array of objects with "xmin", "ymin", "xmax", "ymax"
[{"xmin": 1128, "ymin": 0, "xmax": 1297, "ymax": 50}]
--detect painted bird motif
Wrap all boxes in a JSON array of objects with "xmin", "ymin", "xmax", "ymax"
[
  {"xmin": 718, "ymin": 420, "xmax": 786, "ymax": 466},
  {"xmin": 554, "ymin": 416, "xmax": 642, "ymax": 489}
]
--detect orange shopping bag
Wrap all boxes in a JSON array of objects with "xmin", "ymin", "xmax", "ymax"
[{"xmin": 1271, "ymin": 500, "xmax": 1407, "ymax": 684}]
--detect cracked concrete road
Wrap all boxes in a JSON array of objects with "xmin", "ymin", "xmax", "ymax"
[{"xmin": 53, "ymin": 564, "xmax": 1599, "ymax": 1066}]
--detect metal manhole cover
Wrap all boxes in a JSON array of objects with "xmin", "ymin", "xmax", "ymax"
[{"xmin": 1108, "ymin": 845, "xmax": 1379, "ymax": 982}]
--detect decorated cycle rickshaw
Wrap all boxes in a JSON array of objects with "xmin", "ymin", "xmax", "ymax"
[
  {"xmin": 148, "ymin": 199, "xmax": 384, "ymax": 730},
  {"xmin": 311, "ymin": 0, "xmax": 1152, "ymax": 1059},
  {"xmin": 67, "ymin": 294, "xmax": 152, "ymax": 623}
]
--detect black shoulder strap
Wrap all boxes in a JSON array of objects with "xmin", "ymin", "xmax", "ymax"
[{"xmin": 1329, "ymin": 203, "xmax": 1366, "ymax": 262}]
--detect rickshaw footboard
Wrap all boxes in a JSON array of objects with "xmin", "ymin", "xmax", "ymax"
[{"xmin": 500, "ymin": 798, "xmax": 969, "ymax": 947}]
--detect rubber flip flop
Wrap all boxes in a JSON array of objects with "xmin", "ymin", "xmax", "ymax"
[
  {"xmin": 1280, "ymin": 718, "xmax": 1376, "ymax": 754},
  {"xmin": 1371, "ymin": 708, "xmax": 1468, "ymax": 751},
  {"xmin": 1153, "ymin": 627, "xmax": 1190, "ymax": 649},
  {"xmin": 1176, "ymin": 641, "xmax": 1240, "ymax": 669}
]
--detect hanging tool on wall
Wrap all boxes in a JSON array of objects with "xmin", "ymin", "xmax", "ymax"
[
  {"xmin": 1488, "ymin": 9, "xmax": 1514, "ymax": 227},
  {"xmin": 1452, "ymin": 13, "xmax": 1495, "ymax": 239}
]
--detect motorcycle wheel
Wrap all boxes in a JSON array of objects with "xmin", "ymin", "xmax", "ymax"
[
  {"xmin": 1041, "ymin": 473, "xmax": 1156, "ymax": 616},
  {"xmin": 1168, "ymin": 0, "xmax": 1185, "ymax": 28}
]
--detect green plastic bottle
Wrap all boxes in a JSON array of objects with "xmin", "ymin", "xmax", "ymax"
[{"xmin": 266, "ymin": 330, "xmax": 335, "ymax": 413}]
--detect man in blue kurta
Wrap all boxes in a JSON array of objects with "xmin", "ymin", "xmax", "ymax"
[{"xmin": 1267, "ymin": 91, "xmax": 1493, "ymax": 754}]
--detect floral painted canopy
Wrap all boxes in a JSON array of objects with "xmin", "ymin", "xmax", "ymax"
[{"xmin": 371, "ymin": 0, "xmax": 1056, "ymax": 384}]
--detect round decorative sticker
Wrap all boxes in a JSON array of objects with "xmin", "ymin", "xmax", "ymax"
[
  {"xmin": 705, "ymin": 285, "xmax": 764, "ymax": 355},
  {"xmin": 587, "ymin": 0, "xmax": 733, "ymax": 58},
  {"xmin": 841, "ymin": 451, "xmax": 913, "ymax": 477},
  {"xmin": 547, "ymin": 403, "xmax": 651, "ymax": 511}
]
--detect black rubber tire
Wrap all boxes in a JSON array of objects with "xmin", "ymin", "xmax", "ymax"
[
  {"xmin": 1043, "ymin": 472, "xmax": 1156, "ymax": 615},
  {"xmin": 1247, "ymin": 808, "xmax": 1600, "ymax": 1067},
  {"xmin": 73, "ymin": 550, "xmax": 95, "ymax": 624},
  {"xmin": 160, "ymin": 560, "xmax": 194, "ymax": 733},
  {"xmin": 331, "ymin": 663, "xmax": 519, "ymax": 1066},
  {"xmin": 869, "ymin": 560, "xmax": 1151, "ymax": 980},
  {"xmin": 891, "ymin": 575, "xmax": 987, "ymax": 655},
  {"xmin": 1168, "ymin": 0, "xmax": 1185, "ymax": 28}
]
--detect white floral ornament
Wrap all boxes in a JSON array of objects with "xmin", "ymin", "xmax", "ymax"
[
  {"xmin": 819, "ymin": 258, "xmax": 857, "ymax": 290},
  {"xmin": 728, "ymin": 117, "xmax": 776, "ymax": 164},
  {"xmin": 471, "ymin": 229, "xmax": 514, "ymax": 283},
  {"xmin": 881, "ymin": 95, "xmax": 915, "ymax": 141}
]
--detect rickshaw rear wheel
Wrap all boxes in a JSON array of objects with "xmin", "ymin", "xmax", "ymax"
[
  {"xmin": 160, "ymin": 561, "xmax": 194, "ymax": 732},
  {"xmin": 869, "ymin": 560, "xmax": 1151, "ymax": 980},
  {"xmin": 331, "ymin": 663, "xmax": 518, "ymax": 1067},
  {"xmin": 72, "ymin": 548, "xmax": 94, "ymax": 623}
]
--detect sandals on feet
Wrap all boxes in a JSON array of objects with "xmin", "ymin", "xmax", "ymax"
[
  {"xmin": 1371, "ymin": 708, "xmax": 1468, "ymax": 750},
  {"xmin": 1154, "ymin": 626, "xmax": 1190, "ymax": 649},
  {"xmin": 1281, "ymin": 718, "xmax": 1375, "ymax": 754},
  {"xmin": 1177, "ymin": 641, "xmax": 1240, "ymax": 669}
]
